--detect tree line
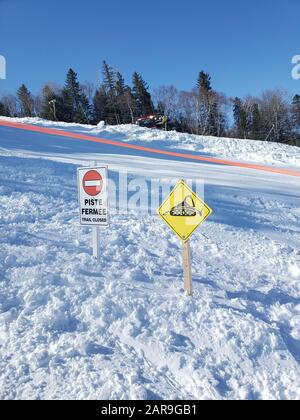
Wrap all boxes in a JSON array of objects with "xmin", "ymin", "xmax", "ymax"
[{"xmin": 0, "ymin": 61, "xmax": 299, "ymax": 146}]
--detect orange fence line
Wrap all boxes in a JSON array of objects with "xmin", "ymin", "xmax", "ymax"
[{"xmin": 1, "ymin": 119, "xmax": 300, "ymax": 178}]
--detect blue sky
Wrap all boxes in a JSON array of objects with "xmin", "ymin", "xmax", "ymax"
[{"xmin": 0, "ymin": 0, "xmax": 299, "ymax": 98}]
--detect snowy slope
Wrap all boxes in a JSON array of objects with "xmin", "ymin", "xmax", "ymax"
[
  {"xmin": 1, "ymin": 117, "xmax": 300, "ymax": 168},
  {"xmin": 0, "ymin": 117, "xmax": 300, "ymax": 400}
]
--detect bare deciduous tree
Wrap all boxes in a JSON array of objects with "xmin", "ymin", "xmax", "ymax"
[
  {"xmin": 153, "ymin": 85, "xmax": 179, "ymax": 120},
  {"xmin": 260, "ymin": 90, "xmax": 293, "ymax": 143},
  {"xmin": 1, "ymin": 94, "xmax": 17, "ymax": 117}
]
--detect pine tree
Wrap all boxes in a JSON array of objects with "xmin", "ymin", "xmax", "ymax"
[
  {"xmin": 41, "ymin": 85, "xmax": 60, "ymax": 121},
  {"xmin": 102, "ymin": 61, "xmax": 116, "ymax": 94},
  {"xmin": 102, "ymin": 61, "xmax": 120, "ymax": 124},
  {"xmin": 250, "ymin": 103, "xmax": 262, "ymax": 140},
  {"xmin": 197, "ymin": 71, "xmax": 212, "ymax": 93},
  {"xmin": 196, "ymin": 71, "xmax": 211, "ymax": 135},
  {"xmin": 79, "ymin": 93, "xmax": 91, "ymax": 124},
  {"xmin": 113, "ymin": 72, "xmax": 135, "ymax": 124},
  {"xmin": 93, "ymin": 85, "xmax": 108, "ymax": 124},
  {"xmin": 115, "ymin": 72, "xmax": 129, "ymax": 123},
  {"xmin": 115, "ymin": 72, "xmax": 125, "ymax": 97},
  {"xmin": 211, "ymin": 98, "xmax": 227, "ymax": 137},
  {"xmin": 17, "ymin": 84, "xmax": 34, "ymax": 117},
  {"xmin": 195, "ymin": 71, "xmax": 224, "ymax": 136},
  {"xmin": 61, "ymin": 69, "xmax": 79, "ymax": 122},
  {"xmin": 61, "ymin": 68, "xmax": 90, "ymax": 123},
  {"xmin": 132, "ymin": 72, "xmax": 154, "ymax": 116},
  {"xmin": 233, "ymin": 97, "xmax": 248, "ymax": 138}
]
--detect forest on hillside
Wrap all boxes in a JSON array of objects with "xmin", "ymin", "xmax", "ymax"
[{"xmin": 0, "ymin": 61, "xmax": 299, "ymax": 146}]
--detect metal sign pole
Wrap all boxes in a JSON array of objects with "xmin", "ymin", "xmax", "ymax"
[
  {"xmin": 92, "ymin": 161, "xmax": 99, "ymax": 260},
  {"xmin": 182, "ymin": 239, "xmax": 192, "ymax": 296},
  {"xmin": 92, "ymin": 226, "xmax": 99, "ymax": 260}
]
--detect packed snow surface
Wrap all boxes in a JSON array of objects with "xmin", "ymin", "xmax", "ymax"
[
  {"xmin": 0, "ymin": 117, "xmax": 300, "ymax": 400},
  {"xmin": 1, "ymin": 117, "xmax": 300, "ymax": 168}
]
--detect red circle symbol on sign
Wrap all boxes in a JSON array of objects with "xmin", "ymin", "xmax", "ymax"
[{"xmin": 83, "ymin": 170, "xmax": 103, "ymax": 196}]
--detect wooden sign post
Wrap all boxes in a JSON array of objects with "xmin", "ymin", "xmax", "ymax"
[
  {"xmin": 157, "ymin": 179, "xmax": 213, "ymax": 297},
  {"xmin": 182, "ymin": 239, "xmax": 192, "ymax": 295}
]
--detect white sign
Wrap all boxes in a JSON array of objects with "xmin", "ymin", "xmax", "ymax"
[{"xmin": 77, "ymin": 166, "xmax": 109, "ymax": 226}]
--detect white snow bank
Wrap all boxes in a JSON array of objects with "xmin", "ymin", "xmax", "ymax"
[{"xmin": 1, "ymin": 117, "xmax": 300, "ymax": 169}]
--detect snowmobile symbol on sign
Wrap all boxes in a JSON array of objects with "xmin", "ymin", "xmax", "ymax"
[
  {"xmin": 164, "ymin": 195, "xmax": 201, "ymax": 217},
  {"xmin": 158, "ymin": 180, "xmax": 212, "ymax": 242}
]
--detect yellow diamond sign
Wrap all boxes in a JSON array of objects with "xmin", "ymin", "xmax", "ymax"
[{"xmin": 157, "ymin": 180, "xmax": 212, "ymax": 242}]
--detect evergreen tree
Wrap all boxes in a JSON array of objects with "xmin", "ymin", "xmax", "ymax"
[
  {"xmin": 250, "ymin": 103, "xmax": 262, "ymax": 140},
  {"xmin": 196, "ymin": 71, "xmax": 211, "ymax": 135},
  {"xmin": 93, "ymin": 85, "xmax": 108, "ymax": 124},
  {"xmin": 206, "ymin": 95, "xmax": 226, "ymax": 137},
  {"xmin": 114, "ymin": 72, "xmax": 135, "ymax": 123},
  {"xmin": 132, "ymin": 72, "xmax": 154, "ymax": 116},
  {"xmin": 197, "ymin": 71, "xmax": 212, "ymax": 93},
  {"xmin": 62, "ymin": 68, "xmax": 80, "ymax": 122},
  {"xmin": 233, "ymin": 97, "xmax": 248, "ymax": 138},
  {"xmin": 61, "ymin": 69, "xmax": 90, "ymax": 123},
  {"xmin": 195, "ymin": 71, "xmax": 224, "ymax": 136},
  {"xmin": 17, "ymin": 84, "xmax": 34, "ymax": 117},
  {"xmin": 102, "ymin": 61, "xmax": 116, "ymax": 94},
  {"xmin": 79, "ymin": 93, "xmax": 91, "ymax": 124},
  {"xmin": 41, "ymin": 85, "xmax": 62, "ymax": 121},
  {"xmin": 115, "ymin": 72, "xmax": 125, "ymax": 97},
  {"xmin": 115, "ymin": 72, "xmax": 129, "ymax": 123},
  {"xmin": 102, "ymin": 61, "xmax": 120, "ymax": 124}
]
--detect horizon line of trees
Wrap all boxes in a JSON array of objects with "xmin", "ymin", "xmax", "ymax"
[{"xmin": 0, "ymin": 61, "xmax": 299, "ymax": 146}]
